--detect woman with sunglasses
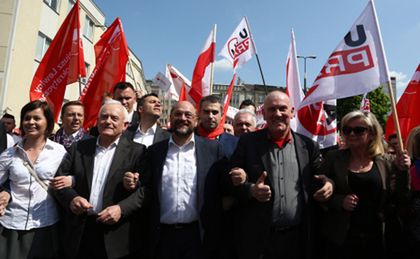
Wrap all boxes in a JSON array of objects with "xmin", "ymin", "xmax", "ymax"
[
  {"xmin": 319, "ymin": 110, "xmax": 410, "ymax": 259},
  {"xmin": 0, "ymin": 100, "xmax": 67, "ymax": 259}
]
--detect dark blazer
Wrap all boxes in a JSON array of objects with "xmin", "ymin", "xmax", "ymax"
[
  {"xmin": 146, "ymin": 134, "xmax": 224, "ymax": 258},
  {"xmin": 228, "ymin": 129, "xmax": 322, "ymax": 259},
  {"xmin": 0, "ymin": 124, "xmax": 7, "ymax": 154},
  {"xmin": 54, "ymin": 136, "xmax": 148, "ymax": 259},
  {"xmin": 124, "ymin": 123, "xmax": 170, "ymax": 144},
  {"xmin": 218, "ymin": 132, "xmax": 238, "ymax": 159},
  {"xmin": 320, "ymin": 149, "xmax": 409, "ymax": 245}
]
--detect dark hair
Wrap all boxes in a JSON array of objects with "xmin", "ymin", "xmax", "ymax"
[
  {"xmin": 387, "ymin": 133, "xmax": 397, "ymax": 141},
  {"xmin": 199, "ymin": 95, "xmax": 222, "ymax": 112},
  {"xmin": 112, "ymin": 81, "xmax": 135, "ymax": 93},
  {"xmin": 239, "ymin": 99, "xmax": 256, "ymax": 110},
  {"xmin": 20, "ymin": 100, "xmax": 55, "ymax": 138},
  {"xmin": 137, "ymin": 93, "xmax": 159, "ymax": 107},
  {"xmin": 61, "ymin": 100, "xmax": 84, "ymax": 116},
  {"xmin": 1, "ymin": 113, "xmax": 15, "ymax": 121}
]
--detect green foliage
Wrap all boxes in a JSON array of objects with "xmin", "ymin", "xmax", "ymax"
[{"xmin": 337, "ymin": 86, "xmax": 391, "ymax": 128}]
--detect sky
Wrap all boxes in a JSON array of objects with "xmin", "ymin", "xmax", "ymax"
[{"xmin": 94, "ymin": 0, "xmax": 420, "ymax": 98}]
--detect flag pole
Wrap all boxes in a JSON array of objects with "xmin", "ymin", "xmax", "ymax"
[
  {"xmin": 210, "ymin": 24, "xmax": 217, "ymax": 95},
  {"xmin": 386, "ymin": 80, "xmax": 404, "ymax": 150},
  {"xmin": 244, "ymin": 16, "xmax": 267, "ymax": 93},
  {"xmin": 78, "ymin": 76, "xmax": 82, "ymax": 97}
]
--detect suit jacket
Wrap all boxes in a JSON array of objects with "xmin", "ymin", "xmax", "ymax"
[
  {"xmin": 54, "ymin": 136, "xmax": 148, "ymax": 259},
  {"xmin": 228, "ymin": 129, "xmax": 322, "ymax": 259},
  {"xmin": 0, "ymin": 124, "xmax": 7, "ymax": 153},
  {"xmin": 124, "ymin": 123, "xmax": 170, "ymax": 145},
  {"xmin": 218, "ymin": 132, "xmax": 238, "ymax": 159},
  {"xmin": 146, "ymin": 134, "xmax": 224, "ymax": 258},
  {"xmin": 320, "ymin": 149, "xmax": 409, "ymax": 245}
]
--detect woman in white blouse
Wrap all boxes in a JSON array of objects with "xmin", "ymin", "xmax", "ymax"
[{"xmin": 0, "ymin": 100, "xmax": 67, "ymax": 259}]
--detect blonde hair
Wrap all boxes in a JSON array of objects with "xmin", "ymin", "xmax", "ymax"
[
  {"xmin": 407, "ymin": 126, "xmax": 420, "ymax": 159},
  {"xmin": 341, "ymin": 110, "xmax": 385, "ymax": 157}
]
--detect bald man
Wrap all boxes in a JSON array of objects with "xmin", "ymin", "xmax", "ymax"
[
  {"xmin": 55, "ymin": 100, "xmax": 148, "ymax": 259},
  {"xmin": 146, "ymin": 101, "xmax": 224, "ymax": 259},
  {"xmin": 228, "ymin": 91, "xmax": 333, "ymax": 259}
]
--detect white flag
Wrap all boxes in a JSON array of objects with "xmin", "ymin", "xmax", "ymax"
[
  {"xmin": 153, "ymin": 72, "xmax": 171, "ymax": 92},
  {"xmin": 165, "ymin": 64, "xmax": 193, "ymax": 102},
  {"xmin": 299, "ymin": 0, "xmax": 389, "ymax": 108},
  {"xmin": 219, "ymin": 17, "xmax": 257, "ymax": 69},
  {"xmin": 285, "ymin": 29, "xmax": 304, "ymax": 132}
]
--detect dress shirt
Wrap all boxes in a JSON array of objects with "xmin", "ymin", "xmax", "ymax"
[
  {"xmin": 133, "ymin": 123, "xmax": 157, "ymax": 147},
  {"xmin": 89, "ymin": 137, "xmax": 119, "ymax": 214},
  {"xmin": 127, "ymin": 110, "xmax": 134, "ymax": 124},
  {"xmin": 0, "ymin": 139, "xmax": 67, "ymax": 230},
  {"xmin": 6, "ymin": 133, "xmax": 14, "ymax": 148},
  {"xmin": 160, "ymin": 135, "xmax": 198, "ymax": 224}
]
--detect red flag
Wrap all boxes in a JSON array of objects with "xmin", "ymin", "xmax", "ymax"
[
  {"xmin": 29, "ymin": 0, "xmax": 86, "ymax": 121},
  {"xmin": 178, "ymin": 84, "xmax": 187, "ymax": 102},
  {"xmin": 80, "ymin": 18, "xmax": 129, "ymax": 129},
  {"xmin": 385, "ymin": 64, "xmax": 420, "ymax": 140},
  {"xmin": 190, "ymin": 26, "xmax": 216, "ymax": 105}
]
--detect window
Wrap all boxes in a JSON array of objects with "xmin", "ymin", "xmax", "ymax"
[
  {"xmin": 35, "ymin": 32, "xmax": 52, "ymax": 61},
  {"xmin": 83, "ymin": 16, "xmax": 94, "ymax": 42},
  {"xmin": 44, "ymin": 0, "xmax": 60, "ymax": 13},
  {"xmin": 67, "ymin": 0, "xmax": 75, "ymax": 14}
]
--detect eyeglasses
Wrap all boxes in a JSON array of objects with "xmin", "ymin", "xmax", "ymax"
[{"xmin": 342, "ymin": 126, "xmax": 368, "ymax": 136}]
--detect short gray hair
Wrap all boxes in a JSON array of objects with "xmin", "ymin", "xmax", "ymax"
[
  {"xmin": 98, "ymin": 99, "xmax": 129, "ymax": 122},
  {"xmin": 234, "ymin": 109, "xmax": 257, "ymax": 127}
]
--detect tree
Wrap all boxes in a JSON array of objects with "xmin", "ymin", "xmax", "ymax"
[{"xmin": 337, "ymin": 86, "xmax": 391, "ymax": 128}]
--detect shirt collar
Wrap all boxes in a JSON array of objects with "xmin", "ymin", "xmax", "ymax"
[
  {"xmin": 269, "ymin": 129, "xmax": 293, "ymax": 149},
  {"xmin": 96, "ymin": 136, "xmax": 120, "ymax": 149},
  {"xmin": 137, "ymin": 123, "xmax": 157, "ymax": 135},
  {"xmin": 169, "ymin": 133, "xmax": 195, "ymax": 149},
  {"xmin": 17, "ymin": 138, "xmax": 54, "ymax": 152}
]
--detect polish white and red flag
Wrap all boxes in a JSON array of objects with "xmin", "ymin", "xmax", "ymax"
[
  {"xmin": 285, "ymin": 29, "xmax": 304, "ymax": 132},
  {"xmin": 165, "ymin": 64, "xmax": 193, "ymax": 103},
  {"xmin": 299, "ymin": 0, "xmax": 389, "ymax": 108},
  {"xmin": 190, "ymin": 26, "xmax": 216, "ymax": 105},
  {"xmin": 219, "ymin": 17, "xmax": 257, "ymax": 69},
  {"xmin": 30, "ymin": 0, "xmax": 86, "ymax": 121},
  {"xmin": 385, "ymin": 64, "xmax": 420, "ymax": 140},
  {"xmin": 360, "ymin": 93, "xmax": 371, "ymax": 112}
]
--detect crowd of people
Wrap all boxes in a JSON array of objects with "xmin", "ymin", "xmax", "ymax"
[{"xmin": 0, "ymin": 81, "xmax": 418, "ymax": 259}]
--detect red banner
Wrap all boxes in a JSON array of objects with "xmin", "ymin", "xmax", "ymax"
[
  {"xmin": 80, "ymin": 18, "xmax": 129, "ymax": 129},
  {"xmin": 30, "ymin": 0, "xmax": 86, "ymax": 121}
]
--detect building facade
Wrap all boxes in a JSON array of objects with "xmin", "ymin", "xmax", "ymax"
[{"xmin": 0, "ymin": 0, "xmax": 146, "ymax": 122}]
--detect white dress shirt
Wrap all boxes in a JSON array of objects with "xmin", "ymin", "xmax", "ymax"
[
  {"xmin": 160, "ymin": 135, "xmax": 198, "ymax": 224},
  {"xmin": 88, "ymin": 137, "xmax": 119, "ymax": 214},
  {"xmin": 133, "ymin": 123, "xmax": 157, "ymax": 147},
  {"xmin": 0, "ymin": 139, "xmax": 67, "ymax": 230}
]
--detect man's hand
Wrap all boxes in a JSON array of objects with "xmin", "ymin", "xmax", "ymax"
[
  {"xmin": 51, "ymin": 176, "xmax": 73, "ymax": 190},
  {"xmin": 395, "ymin": 150, "xmax": 411, "ymax": 171},
  {"xmin": 250, "ymin": 171, "xmax": 271, "ymax": 202},
  {"xmin": 123, "ymin": 172, "xmax": 139, "ymax": 190},
  {"xmin": 313, "ymin": 175, "xmax": 334, "ymax": 202},
  {"xmin": 342, "ymin": 194, "xmax": 359, "ymax": 212},
  {"xmin": 70, "ymin": 196, "xmax": 93, "ymax": 215},
  {"xmin": 229, "ymin": 167, "xmax": 247, "ymax": 186},
  {"xmin": 0, "ymin": 191, "xmax": 11, "ymax": 216},
  {"xmin": 97, "ymin": 205, "xmax": 122, "ymax": 225}
]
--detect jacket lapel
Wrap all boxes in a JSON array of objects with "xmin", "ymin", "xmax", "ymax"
[
  {"xmin": 155, "ymin": 139, "xmax": 169, "ymax": 201},
  {"xmin": 82, "ymin": 138, "xmax": 97, "ymax": 192},
  {"xmin": 105, "ymin": 137, "xmax": 130, "ymax": 184}
]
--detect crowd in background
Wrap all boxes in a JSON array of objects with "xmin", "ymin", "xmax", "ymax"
[{"xmin": 0, "ymin": 81, "xmax": 418, "ymax": 259}]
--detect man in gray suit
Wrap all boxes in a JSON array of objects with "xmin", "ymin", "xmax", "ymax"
[
  {"xmin": 228, "ymin": 91, "xmax": 332, "ymax": 259},
  {"xmin": 55, "ymin": 100, "xmax": 148, "ymax": 259}
]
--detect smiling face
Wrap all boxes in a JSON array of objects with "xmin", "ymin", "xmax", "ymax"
[
  {"xmin": 98, "ymin": 103, "xmax": 128, "ymax": 139},
  {"xmin": 170, "ymin": 101, "xmax": 197, "ymax": 138},
  {"xmin": 262, "ymin": 91, "xmax": 294, "ymax": 137},
  {"xmin": 61, "ymin": 105, "xmax": 84, "ymax": 135},
  {"xmin": 22, "ymin": 108, "xmax": 48, "ymax": 139}
]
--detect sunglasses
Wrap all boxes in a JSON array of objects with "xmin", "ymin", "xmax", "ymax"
[{"xmin": 342, "ymin": 126, "xmax": 368, "ymax": 136}]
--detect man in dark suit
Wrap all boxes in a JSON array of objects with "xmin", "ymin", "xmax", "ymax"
[
  {"xmin": 0, "ymin": 123, "xmax": 7, "ymax": 153},
  {"xmin": 228, "ymin": 90, "xmax": 333, "ymax": 259},
  {"xmin": 196, "ymin": 95, "xmax": 238, "ymax": 158},
  {"xmin": 147, "ymin": 101, "xmax": 224, "ymax": 259},
  {"xmin": 113, "ymin": 81, "xmax": 139, "ymax": 126},
  {"xmin": 124, "ymin": 93, "xmax": 170, "ymax": 147},
  {"xmin": 54, "ymin": 100, "xmax": 148, "ymax": 259}
]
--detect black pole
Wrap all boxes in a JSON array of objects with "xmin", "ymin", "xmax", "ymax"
[
  {"xmin": 303, "ymin": 58, "xmax": 307, "ymax": 94},
  {"xmin": 78, "ymin": 77, "xmax": 82, "ymax": 97},
  {"xmin": 255, "ymin": 53, "xmax": 267, "ymax": 94}
]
